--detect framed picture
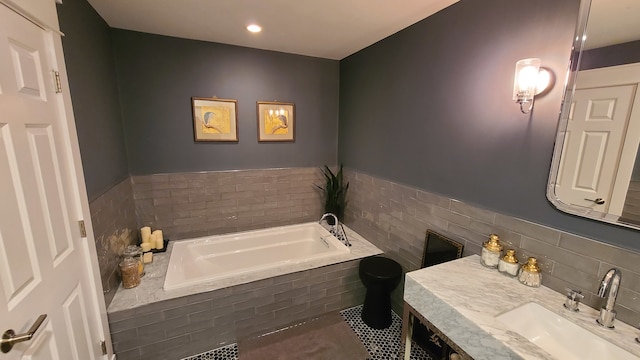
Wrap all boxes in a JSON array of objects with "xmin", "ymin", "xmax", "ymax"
[
  {"xmin": 192, "ymin": 97, "xmax": 238, "ymax": 142},
  {"xmin": 257, "ymin": 101, "xmax": 295, "ymax": 142}
]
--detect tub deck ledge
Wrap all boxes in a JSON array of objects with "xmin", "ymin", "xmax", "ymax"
[{"xmin": 107, "ymin": 223, "xmax": 382, "ymax": 313}]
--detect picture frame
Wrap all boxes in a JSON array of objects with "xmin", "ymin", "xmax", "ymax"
[
  {"xmin": 192, "ymin": 97, "xmax": 238, "ymax": 142},
  {"xmin": 257, "ymin": 101, "xmax": 295, "ymax": 142}
]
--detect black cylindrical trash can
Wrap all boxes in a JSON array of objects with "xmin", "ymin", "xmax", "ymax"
[{"xmin": 359, "ymin": 256, "xmax": 402, "ymax": 329}]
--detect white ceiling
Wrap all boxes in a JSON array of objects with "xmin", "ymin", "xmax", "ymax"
[
  {"xmin": 85, "ymin": 0, "xmax": 459, "ymax": 60},
  {"xmin": 585, "ymin": 0, "xmax": 640, "ymax": 49}
]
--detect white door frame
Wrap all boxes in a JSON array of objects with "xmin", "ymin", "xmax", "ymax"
[{"xmin": 0, "ymin": 0, "xmax": 113, "ymax": 357}]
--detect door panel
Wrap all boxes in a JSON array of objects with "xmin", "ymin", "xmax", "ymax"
[
  {"xmin": 62, "ymin": 285, "xmax": 93, "ymax": 360},
  {"xmin": 0, "ymin": 123, "xmax": 41, "ymax": 309},
  {"xmin": 573, "ymin": 131, "xmax": 608, "ymax": 190},
  {"xmin": 27, "ymin": 125, "xmax": 73, "ymax": 264},
  {"xmin": 8, "ymin": 38, "xmax": 45, "ymax": 99}
]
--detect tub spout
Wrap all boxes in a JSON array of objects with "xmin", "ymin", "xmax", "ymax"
[
  {"xmin": 319, "ymin": 213, "xmax": 338, "ymax": 226},
  {"xmin": 319, "ymin": 213, "xmax": 351, "ymax": 247}
]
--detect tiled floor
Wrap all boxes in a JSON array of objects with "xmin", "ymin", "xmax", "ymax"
[{"xmin": 182, "ymin": 305, "xmax": 432, "ymax": 360}]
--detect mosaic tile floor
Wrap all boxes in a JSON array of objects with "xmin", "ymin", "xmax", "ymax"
[{"xmin": 182, "ymin": 305, "xmax": 432, "ymax": 360}]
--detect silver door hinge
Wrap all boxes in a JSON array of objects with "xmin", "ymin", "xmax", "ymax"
[
  {"xmin": 100, "ymin": 340, "xmax": 107, "ymax": 355},
  {"xmin": 52, "ymin": 71, "xmax": 62, "ymax": 93},
  {"xmin": 79, "ymin": 220, "xmax": 87, "ymax": 237}
]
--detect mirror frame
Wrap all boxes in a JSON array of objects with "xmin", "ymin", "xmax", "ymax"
[{"xmin": 545, "ymin": 0, "xmax": 640, "ymax": 231}]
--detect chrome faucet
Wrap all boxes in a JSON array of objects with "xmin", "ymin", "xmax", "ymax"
[
  {"xmin": 596, "ymin": 268, "xmax": 622, "ymax": 329},
  {"xmin": 319, "ymin": 213, "xmax": 351, "ymax": 247}
]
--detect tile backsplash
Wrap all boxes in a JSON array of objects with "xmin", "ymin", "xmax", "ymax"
[
  {"xmin": 89, "ymin": 177, "xmax": 138, "ymax": 306},
  {"xmin": 343, "ymin": 168, "xmax": 640, "ymax": 327},
  {"xmin": 130, "ymin": 167, "xmax": 324, "ymax": 241},
  {"xmin": 90, "ymin": 166, "xmax": 640, "ymax": 327}
]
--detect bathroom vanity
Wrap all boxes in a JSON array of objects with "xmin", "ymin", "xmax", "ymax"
[{"xmin": 401, "ymin": 255, "xmax": 640, "ymax": 360}]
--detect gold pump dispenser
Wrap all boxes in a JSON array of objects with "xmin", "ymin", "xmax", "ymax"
[
  {"xmin": 498, "ymin": 249, "xmax": 520, "ymax": 277},
  {"xmin": 480, "ymin": 234, "xmax": 502, "ymax": 268},
  {"xmin": 518, "ymin": 257, "xmax": 542, "ymax": 287}
]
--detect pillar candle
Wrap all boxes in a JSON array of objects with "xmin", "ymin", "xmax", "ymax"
[
  {"xmin": 155, "ymin": 236, "xmax": 164, "ymax": 250},
  {"xmin": 140, "ymin": 242, "xmax": 151, "ymax": 252},
  {"xmin": 140, "ymin": 226, "xmax": 151, "ymax": 243},
  {"xmin": 148, "ymin": 233, "xmax": 157, "ymax": 249},
  {"xmin": 152, "ymin": 230, "xmax": 163, "ymax": 242},
  {"xmin": 143, "ymin": 252, "xmax": 153, "ymax": 264}
]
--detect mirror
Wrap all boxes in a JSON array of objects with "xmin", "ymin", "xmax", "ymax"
[{"xmin": 547, "ymin": 0, "xmax": 640, "ymax": 230}]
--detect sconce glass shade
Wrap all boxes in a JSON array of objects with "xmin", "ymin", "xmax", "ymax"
[{"xmin": 513, "ymin": 58, "xmax": 541, "ymax": 103}]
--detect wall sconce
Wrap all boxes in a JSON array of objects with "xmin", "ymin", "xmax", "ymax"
[{"xmin": 513, "ymin": 58, "xmax": 551, "ymax": 114}]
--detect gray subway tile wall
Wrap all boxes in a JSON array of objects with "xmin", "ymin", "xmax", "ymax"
[
  {"xmin": 89, "ymin": 177, "xmax": 138, "ymax": 306},
  {"xmin": 343, "ymin": 168, "xmax": 640, "ymax": 327},
  {"xmin": 107, "ymin": 261, "xmax": 365, "ymax": 360},
  {"xmin": 92, "ymin": 166, "xmax": 640, "ymax": 358},
  {"xmin": 131, "ymin": 168, "xmax": 324, "ymax": 241}
]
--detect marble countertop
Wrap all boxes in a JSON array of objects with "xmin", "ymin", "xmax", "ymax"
[
  {"xmin": 404, "ymin": 255, "xmax": 640, "ymax": 360},
  {"xmin": 108, "ymin": 224, "xmax": 382, "ymax": 313}
]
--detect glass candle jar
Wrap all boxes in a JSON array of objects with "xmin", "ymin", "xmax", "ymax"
[
  {"xmin": 119, "ymin": 257, "xmax": 140, "ymax": 289},
  {"xmin": 518, "ymin": 257, "xmax": 542, "ymax": 287},
  {"xmin": 498, "ymin": 249, "xmax": 519, "ymax": 277},
  {"xmin": 123, "ymin": 245, "xmax": 144, "ymax": 277},
  {"xmin": 480, "ymin": 234, "xmax": 503, "ymax": 268}
]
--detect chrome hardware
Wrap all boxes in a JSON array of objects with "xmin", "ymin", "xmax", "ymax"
[
  {"xmin": 584, "ymin": 197, "xmax": 605, "ymax": 205},
  {"xmin": 596, "ymin": 268, "xmax": 621, "ymax": 329},
  {"xmin": 319, "ymin": 213, "xmax": 351, "ymax": 247},
  {"xmin": 563, "ymin": 288, "xmax": 584, "ymax": 312},
  {"xmin": 1, "ymin": 314, "xmax": 47, "ymax": 353}
]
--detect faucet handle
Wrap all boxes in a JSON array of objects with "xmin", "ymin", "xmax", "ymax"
[{"xmin": 563, "ymin": 288, "xmax": 584, "ymax": 312}]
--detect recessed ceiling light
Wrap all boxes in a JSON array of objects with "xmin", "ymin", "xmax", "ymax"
[{"xmin": 247, "ymin": 24, "xmax": 262, "ymax": 33}]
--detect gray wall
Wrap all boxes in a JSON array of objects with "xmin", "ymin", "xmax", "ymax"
[
  {"xmin": 581, "ymin": 40, "xmax": 640, "ymax": 70},
  {"xmin": 57, "ymin": 0, "xmax": 129, "ymax": 200},
  {"xmin": 338, "ymin": 0, "xmax": 640, "ymax": 251},
  {"xmin": 111, "ymin": 30, "xmax": 340, "ymax": 175}
]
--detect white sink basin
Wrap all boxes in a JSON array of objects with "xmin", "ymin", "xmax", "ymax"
[{"xmin": 496, "ymin": 302, "xmax": 637, "ymax": 360}]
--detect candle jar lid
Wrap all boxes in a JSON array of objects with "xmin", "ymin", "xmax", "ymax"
[
  {"xmin": 502, "ymin": 249, "xmax": 519, "ymax": 264},
  {"xmin": 521, "ymin": 257, "xmax": 541, "ymax": 273},
  {"xmin": 123, "ymin": 245, "xmax": 142, "ymax": 257},
  {"xmin": 483, "ymin": 234, "xmax": 503, "ymax": 252}
]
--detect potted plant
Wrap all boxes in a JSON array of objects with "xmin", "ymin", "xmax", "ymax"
[{"xmin": 317, "ymin": 164, "xmax": 349, "ymax": 225}]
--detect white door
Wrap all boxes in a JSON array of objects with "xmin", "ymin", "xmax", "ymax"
[
  {"xmin": 556, "ymin": 84, "xmax": 636, "ymax": 215},
  {"xmin": 0, "ymin": 4, "xmax": 108, "ymax": 359}
]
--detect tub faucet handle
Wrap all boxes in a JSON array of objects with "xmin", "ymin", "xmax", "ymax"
[{"xmin": 563, "ymin": 288, "xmax": 584, "ymax": 312}]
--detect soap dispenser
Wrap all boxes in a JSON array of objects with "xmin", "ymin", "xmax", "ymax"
[
  {"xmin": 480, "ymin": 234, "xmax": 502, "ymax": 268},
  {"xmin": 498, "ymin": 249, "xmax": 519, "ymax": 277},
  {"xmin": 518, "ymin": 257, "xmax": 542, "ymax": 287}
]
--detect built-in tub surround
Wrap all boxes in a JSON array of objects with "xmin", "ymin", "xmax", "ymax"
[
  {"xmin": 344, "ymin": 168, "xmax": 640, "ymax": 327},
  {"xmin": 131, "ymin": 167, "xmax": 324, "ymax": 241},
  {"xmin": 164, "ymin": 223, "xmax": 350, "ymax": 290},
  {"xmin": 88, "ymin": 177, "xmax": 138, "ymax": 306},
  {"xmin": 107, "ymin": 225, "xmax": 381, "ymax": 360},
  {"xmin": 404, "ymin": 256, "xmax": 640, "ymax": 359}
]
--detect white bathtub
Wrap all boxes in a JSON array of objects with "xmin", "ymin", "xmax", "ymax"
[{"xmin": 163, "ymin": 222, "xmax": 351, "ymax": 291}]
